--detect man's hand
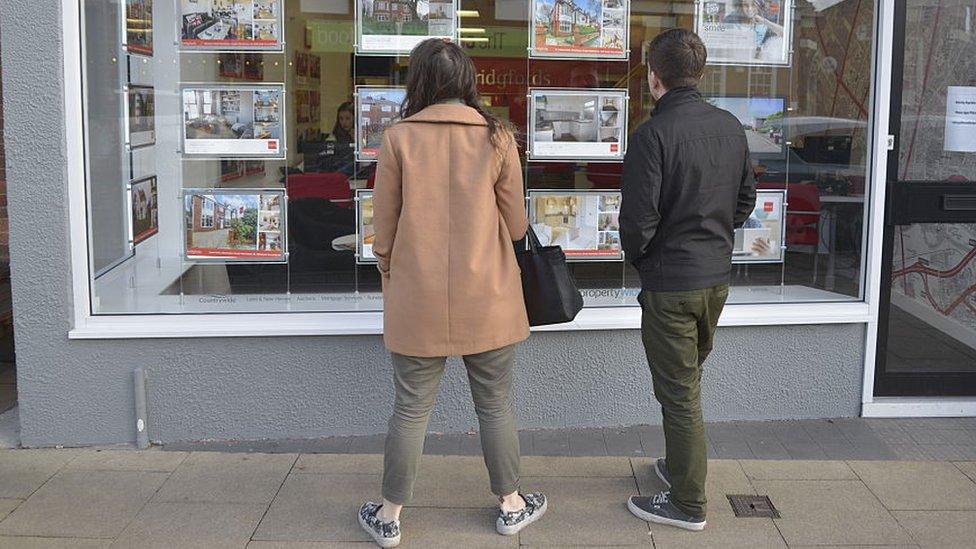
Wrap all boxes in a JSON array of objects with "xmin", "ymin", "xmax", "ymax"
[{"xmin": 751, "ymin": 238, "xmax": 771, "ymax": 256}]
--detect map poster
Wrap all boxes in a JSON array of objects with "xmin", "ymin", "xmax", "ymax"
[
  {"xmin": 529, "ymin": 190, "xmax": 624, "ymax": 261},
  {"xmin": 944, "ymin": 86, "xmax": 976, "ymax": 153},
  {"xmin": 180, "ymin": 0, "xmax": 283, "ymax": 51},
  {"xmin": 126, "ymin": 85, "xmax": 156, "ymax": 150},
  {"xmin": 181, "ymin": 85, "xmax": 285, "ymax": 158},
  {"xmin": 528, "ymin": 88, "xmax": 627, "ymax": 161},
  {"xmin": 130, "ymin": 176, "xmax": 159, "ymax": 245},
  {"xmin": 696, "ymin": 0, "xmax": 793, "ymax": 66},
  {"xmin": 705, "ymin": 95, "xmax": 786, "ymax": 159},
  {"xmin": 732, "ymin": 189, "xmax": 785, "ymax": 264},
  {"xmin": 530, "ymin": 0, "xmax": 629, "ymax": 59},
  {"xmin": 356, "ymin": 190, "xmax": 377, "ymax": 264},
  {"xmin": 356, "ymin": 0, "xmax": 457, "ymax": 55},
  {"xmin": 183, "ymin": 189, "xmax": 286, "ymax": 262},
  {"xmin": 355, "ymin": 86, "xmax": 406, "ymax": 162},
  {"xmin": 124, "ymin": 0, "xmax": 154, "ymax": 56}
]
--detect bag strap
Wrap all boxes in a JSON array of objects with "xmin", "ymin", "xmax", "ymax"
[{"xmin": 524, "ymin": 224, "xmax": 543, "ymax": 251}]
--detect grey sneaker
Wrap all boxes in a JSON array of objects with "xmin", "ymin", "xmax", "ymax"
[
  {"xmin": 496, "ymin": 492, "xmax": 548, "ymax": 536},
  {"xmin": 627, "ymin": 491, "xmax": 706, "ymax": 531},
  {"xmin": 654, "ymin": 457, "xmax": 672, "ymax": 488},
  {"xmin": 358, "ymin": 502, "xmax": 401, "ymax": 548}
]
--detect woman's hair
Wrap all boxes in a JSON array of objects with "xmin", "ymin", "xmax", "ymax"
[
  {"xmin": 401, "ymin": 39, "xmax": 511, "ymax": 147},
  {"xmin": 331, "ymin": 101, "xmax": 354, "ymax": 143}
]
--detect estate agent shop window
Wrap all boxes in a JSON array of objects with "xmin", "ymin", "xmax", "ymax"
[{"xmin": 81, "ymin": 0, "xmax": 875, "ymax": 316}]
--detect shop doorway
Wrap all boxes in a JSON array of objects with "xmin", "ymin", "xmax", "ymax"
[{"xmin": 876, "ymin": 0, "xmax": 976, "ymax": 396}]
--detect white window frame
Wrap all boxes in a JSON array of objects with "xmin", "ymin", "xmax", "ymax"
[{"xmin": 63, "ymin": 0, "xmax": 881, "ymax": 343}]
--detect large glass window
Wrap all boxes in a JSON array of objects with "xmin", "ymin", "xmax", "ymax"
[{"xmin": 82, "ymin": 0, "xmax": 877, "ymax": 315}]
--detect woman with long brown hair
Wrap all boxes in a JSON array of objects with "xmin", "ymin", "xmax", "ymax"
[{"xmin": 358, "ymin": 39, "xmax": 547, "ymax": 547}]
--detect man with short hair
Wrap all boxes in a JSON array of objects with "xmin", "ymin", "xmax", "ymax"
[{"xmin": 620, "ymin": 28, "xmax": 756, "ymax": 531}]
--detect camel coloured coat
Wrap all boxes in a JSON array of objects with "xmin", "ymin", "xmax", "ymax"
[{"xmin": 372, "ymin": 103, "xmax": 530, "ymax": 357}]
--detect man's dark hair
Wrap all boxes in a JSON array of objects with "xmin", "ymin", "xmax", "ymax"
[{"xmin": 646, "ymin": 28, "xmax": 707, "ymax": 90}]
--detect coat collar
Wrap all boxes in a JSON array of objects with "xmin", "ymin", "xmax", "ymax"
[
  {"xmin": 400, "ymin": 103, "xmax": 489, "ymax": 126},
  {"xmin": 652, "ymin": 86, "xmax": 702, "ymax": 115}
]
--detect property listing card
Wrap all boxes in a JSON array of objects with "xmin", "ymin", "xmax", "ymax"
[
  {"xmin": 181, "ymin": 85, "xmax": 285, "ymax": 158},
  {"xmin": 180, "ymin": 0, "xmax": 284, "ymax": 50},
  {"xmin": 355, "ymin": 86, "xmax": 406, "ymax": 161},
  {"xmin": 529, "ymin": 190, "xmax": 624, "ymax": 261},
  {"xmin": 530, "ymin": 0, "xmax": 629, "ymax": 59},
  {"xmin": 528, "ymin": 88, "xmax": 627, "ymax": 161},
  {"xmin": 183, "ymin": 189, "xmax": 286, "ymax": 262},
  {"xmin": 356, "ymin": 0, "xmax": 457, "ymax": 55},
  {"xmin": 696, "ymin": 0, "xmax": 793, "ymax": 66},
  {"xmin": 732, "ymin": 189, "xmax": 785, "ymax": 264}
]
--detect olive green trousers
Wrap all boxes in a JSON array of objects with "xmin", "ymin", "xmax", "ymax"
[
  {"xmin": 381, "ymin": 345, "xmax": 521, "ymax": 505},
  {"xmin": 638, "ymin": 284, "xmax": 729, "ymax": 518}
]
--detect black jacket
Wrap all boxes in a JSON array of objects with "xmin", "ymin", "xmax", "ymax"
[{"xmin": 620, "ymin": 87, "xmax": 757, "ymax": 291}]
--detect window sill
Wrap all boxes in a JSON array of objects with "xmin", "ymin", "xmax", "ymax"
[{"xmin": 68, "ymin": 301, "xmax": 872, "ymax": 340}]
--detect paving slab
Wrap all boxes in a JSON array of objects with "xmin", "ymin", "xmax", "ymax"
[
  {"xmin": 520, "ymin": 456, "xmax": 633, "ymax": 477},
  {"xmin": 711, "ymin": 440, "xmax": 756, "ymax": 459},
  {"xmin": 953, "ymin": 461, "xmax": 976, "ymax": 482},
  {"xmin": 753, "ymin": 479, "xmax": 912, "ymax": 546},
  {"xmin": 252, "ymin": 473, "xmax": 378, "ymax": 542},
  {"xmin": 408, "ymin": 455, "xmax": 496, "ymax": 508},
  {"xmin": 456, "ymin": 434, "xmax": 483, "ymax": 456},
  {"xmin": 422, "ymin": 434, "xmax": 460, "ymax": 455},
  {"xmin": 247, "ymin": 541, "xmax": 376, "ymax": 549},
  {"xmin": 848, "ymin": 461, "xmax": 976, "ymax": 510},
  {"xmin": 0, "ymin": 499, "xmax": 19, "ymax": 521},
  {"xmin": 516, "ymin": 476, "xmax": 651, "ymax": 547},
  {"xmin": 604, "ymin": 426, "xmax": 645, "ymax": 457},
  {"xmin": 0, "ymin": 470, "xmax": 168, "ymax": 538},
  {"xmin": 780, "ymin": 441, "xmax": 828, "ymax": 460},
  {"xmin": 531, "ymin": 430, "xmax": 570, "ymax": 456},
  {"xmin": 153, "ymin": 451, "xmax": 296, "ymax": 504},
  {"xmin": 633, "ymin": 459, "xmax": 752, "ymax": 517},
  {"xmin": 637, "ymin": 427, "xmax": 667, "ymax": 456},
  {"xmin": 920, "ymin": 445, "xmax": 976, "ymax": 460},
  {"xmin": 293, "ymin": 454, "xmax": 382, "ymax": 475},
  {"xmin": 650, "ymin": 511, "xmax": 786, "ymax": 549},
  {"xmin": 395, "ymin": 507, "xmax": 516, "ymax": 548},
  {"xmin": 0, "ymin": 538, "xmax": 109, "ymax": 548},
  {"xmin": 66, "ymin": 449, "xmax": 189, "ymax": 472},
  {"xmin": 567, "ymin": 428, "xmax": 608, "ymax": 456},
  {"xmin": 111, "ymin": 501, "xmax": 267, "ymax": 548},
  {"xmin": 789, "ymin": 546, "xmax": 918, "ymax": 549},
  {"xmin": 0, "ymin": 449, "xmax": 80, "ymax": 498},
  {"xmin": 739, "ymin": 460, "xmax": 857, "ymax": 481},
  {"xmin": 892, "ymin": 510, "xmax": 976, "ymax": 549}
]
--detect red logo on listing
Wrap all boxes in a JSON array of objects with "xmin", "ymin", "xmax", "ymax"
[
  {"xmin": 764, "ymin": 201, "xmax": 774, "ymax": 212},
  {"xmin": 268, "ymin": 141, "xmax": 278, "ymax": 150},
  {"xmin": 610, "ymin": 144, "xmax": 619, "ymax": 152}
]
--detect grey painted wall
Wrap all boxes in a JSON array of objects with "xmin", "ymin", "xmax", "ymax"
[{"xmin": 0, "ymin": 1, "xmax": 866, "ymax": 448}]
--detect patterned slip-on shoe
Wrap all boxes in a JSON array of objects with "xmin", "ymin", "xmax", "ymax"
[
  {"xmin": 358, "ymin": 501, "xmax": 401, "ymax": 548},
  {"xmin": 496, "ymin": 492, "xmax": 548, "ymax": 536},
  {"xmin": 654, "ymin": 457, "xmax": 672, "ymax": 488},
  {"xmin": 628, "ymin": 491, "xmax": 706, "ymax": 531}
]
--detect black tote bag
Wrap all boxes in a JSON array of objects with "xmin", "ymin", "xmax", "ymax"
[{"xmin": 514, "ymin": 225, "xmax": 584, "ymax": 327}]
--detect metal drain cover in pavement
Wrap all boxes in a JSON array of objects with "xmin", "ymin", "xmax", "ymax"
[{"xmin": 727, "ymin": 495, "xmax": 780, "ymax": 518}]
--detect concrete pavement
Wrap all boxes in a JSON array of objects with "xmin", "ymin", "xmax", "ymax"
[{"xmin": 0, "ymin": 448, "xmax": 974, "ymax": 548}]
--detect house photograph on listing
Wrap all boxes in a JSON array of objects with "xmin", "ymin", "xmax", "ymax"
[{"xmin": 536, "ymin": 0, "xmax": 599, "ymax": 45}]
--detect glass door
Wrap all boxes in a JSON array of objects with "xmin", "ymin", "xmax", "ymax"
[{"xmin": 876, "ymin": 0, "xmax": 976, "ymax": 396}]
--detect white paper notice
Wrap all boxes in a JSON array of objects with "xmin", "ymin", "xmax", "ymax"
[{"xmin": 945, "ymin": 86, "xmax": 976, "ymax": 153}]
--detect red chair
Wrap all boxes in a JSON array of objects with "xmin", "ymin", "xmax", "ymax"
[
  {"xmin": 285, "ymin": 172, "xmax": 354, "ymax": 208},
  {"xmin": 761, "ymin": 182, "xmax": 822, "ymax": 282}
]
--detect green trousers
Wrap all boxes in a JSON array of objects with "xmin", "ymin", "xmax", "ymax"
[
  {"xmin": 638, "ymin": 284, "xmax": 728, "ymax": 518},
  {"xmin": 381, "ymin": 345, "xmax": 521, "ymax": 505}
]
